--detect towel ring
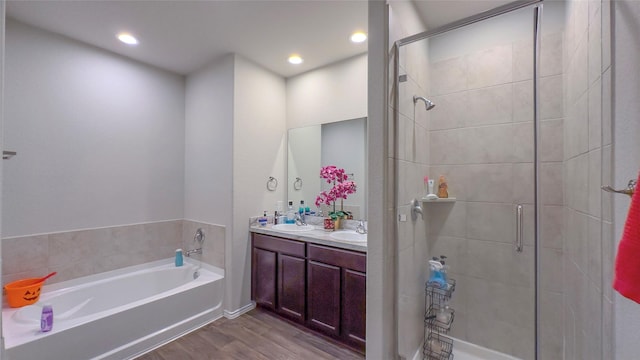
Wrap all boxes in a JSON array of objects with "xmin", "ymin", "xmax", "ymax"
[
  {"xmin": 293, "ymin": 177, "xmax": 303, "ymax": 191},
  {"xmin": 267, "ymin": 177, "xmax": 278, "ymax": 191}
]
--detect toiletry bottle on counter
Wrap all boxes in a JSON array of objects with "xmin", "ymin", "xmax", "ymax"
[
  {"xmin": 41, "ymin": 304, "xmax": 53, "ymax": 332},
  {"xmin": 298, "ymin": 201, "xmax": 306, "ymax": 223},
  {"xmin": 286, "ymin": 201, "xmax": 296, "ymax": 224},
  {"xmin": 258, "ymin": 211, "xmax": 268, "ymax": 227},
  {"xmin": 175, "ymin": 249, "xmax": 184, "ymax": 267}
]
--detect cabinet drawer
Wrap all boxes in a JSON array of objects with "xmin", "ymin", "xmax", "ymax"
[
  {"xmin": 308, "ymin": 244, "xmax": 366, "ymax": 273},
  {"xmin": 253, "ymin": 233, "xmax": 305, "ymax": 257}
]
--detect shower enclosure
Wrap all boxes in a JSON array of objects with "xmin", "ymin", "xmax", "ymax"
[{"xmin": 391, "ymin": 1, "xmax": 570, "ymax": 359}]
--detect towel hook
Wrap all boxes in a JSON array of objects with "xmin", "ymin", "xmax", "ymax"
[
  {"xmin": 602, "ymin": 179, "xmax": 636, "ymax": 198},
  {"xmin": 266, "ymin": 177, "xmax": 278, "ymax": 191}
]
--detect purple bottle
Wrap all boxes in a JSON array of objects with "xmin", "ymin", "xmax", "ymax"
[{"xmin": 41, "ymin": 304, "xmax": 53, "ymax": 332}]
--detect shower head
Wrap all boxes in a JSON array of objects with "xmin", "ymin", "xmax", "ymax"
[{"xmin": 413, "ymin": 95, "xmax": 436, "ymax": 111}]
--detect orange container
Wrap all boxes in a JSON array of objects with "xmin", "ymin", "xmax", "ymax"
[{"xmin": 4, "ymin": 278, "xmax": 45, "ymax": 308}]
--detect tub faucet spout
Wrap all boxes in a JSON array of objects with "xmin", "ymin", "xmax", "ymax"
[{"xmin": 185, "ymin": 248, "xmax": 202, "ymax": 257}]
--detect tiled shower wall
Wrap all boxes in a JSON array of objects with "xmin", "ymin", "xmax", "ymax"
[
  {"xmin": 2, "ymin": 220, "xmax": 225, "ymax": 285},
  {"xmin": 392, "ymin": 35, "xmax": 432, "ymax": 358},
  {"xmin": 562, "ymin": 0, "xmax": 612, "ymax": 358},
  {"xmin": 425, "ymin": 32, "xmax": 564, "ymax": 359}
]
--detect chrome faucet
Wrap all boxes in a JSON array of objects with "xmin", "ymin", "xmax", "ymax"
[
  {"xmin": 185, "ymin": 247, "xmax": 202, "ymax": 257},
  {"xmin": 356, "ymin": 220, "xmax": 367, "ymax": 234},
  {"xmin": 294, "ymin": 212, "xmax": 307, "ymax": 226},
  {"xmin": 186, "ymin": 228, "xmax": 205, "ymax": 257}
]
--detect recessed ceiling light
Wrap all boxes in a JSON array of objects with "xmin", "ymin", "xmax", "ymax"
[
  {"xmin": 288, "ymin": 54, "xmax": 303, "ymax": 65},
  {"xmin": 117, "ymin": 33, "xmax": 138, "ymax": 45},
  {"xmin": 350, "ymin": 31, "xmax": 367, "ymax": 43}
]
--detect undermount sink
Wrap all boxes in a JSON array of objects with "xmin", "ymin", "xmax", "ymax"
[
  {"xmin": 271, "ymin": 224, "xmax": 315, "ymax": 232},
  {"xmin": 329, "ymin": 230, "xmax": 367, "ymax": 242}
]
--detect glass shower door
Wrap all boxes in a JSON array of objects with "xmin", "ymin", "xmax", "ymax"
[{"xmin": 392, "ymin": 3, "xmax": 557, "ymax": 359}]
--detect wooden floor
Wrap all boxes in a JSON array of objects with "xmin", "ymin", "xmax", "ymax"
[{"xmin": 136, "ymin": 309, "xmax": 365, "ymax": 360}]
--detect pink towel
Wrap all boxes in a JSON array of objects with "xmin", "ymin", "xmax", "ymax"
[{"xmin": 614, "ymin": 172, "xmax": 640, "ymax": 303}]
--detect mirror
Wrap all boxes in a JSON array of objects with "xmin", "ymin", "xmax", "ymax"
[{"xmin": 287, "ymin": 118, "xmax": 367, "ymax": 219}]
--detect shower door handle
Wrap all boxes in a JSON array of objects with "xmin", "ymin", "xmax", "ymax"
[{"xmin": 515, "ymin": 204, "xmax": 523, "ymax": 252}]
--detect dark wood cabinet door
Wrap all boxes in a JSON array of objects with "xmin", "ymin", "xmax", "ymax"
[
  {"xmin": 252, "ymin": 247, "xmax": 277, "ymax": 310},
  {"xmin": 307, "ymin": 260, "xmax": 341, "ymax": 337},
  {"xmin": 342, "ymin": 269, "xmax": 366, "ymax": 350},
  {"xmin": 277, "ymin": 254, "xmax": 306, "ymax": 323}
]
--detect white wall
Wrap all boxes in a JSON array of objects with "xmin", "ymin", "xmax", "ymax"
[
  {"xmin": 366, "ymin": 1, "xmax": 396, "ymax": 358},
  {"xmin": 286, "ymin": 53, "xmax": 367, "ymax": 129},
  {"xmin": 230, "ymin": 55, "xmax": 286, "ymax": 311},
  {"xmin": 184, "ymin": 55, "xmax": 234, "ymax": 229},
  {"xmin": 3, "ymin": 19, "xmax": 186, "ymax": 237},
  {"xmin": 613, "ymin": 1, "xmax": 640, "ymax": 358}
]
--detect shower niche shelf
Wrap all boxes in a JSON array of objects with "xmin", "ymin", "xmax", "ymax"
[
  {"xmin": 420, "ymin": 197, "xmax": 456, "ymax": 203},
  {"xmin": 424, "ymin": 279, "xmax": 456, "ymax": 360}
]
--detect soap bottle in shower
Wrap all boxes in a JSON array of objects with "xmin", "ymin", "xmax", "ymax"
[
  {"xmin": 437, "ymin": 175, "xmax": 449, "ymax": 198},
  {"xmin": 439, "ymin": 255, "xmax": 449, "ymax": 286},
  {"xmin": 427, "ymin": 259, "xmax": 446, "ymax": 288}
]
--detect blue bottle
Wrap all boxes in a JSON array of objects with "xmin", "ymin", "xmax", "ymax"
[
  {"xmin": 175, "ymin": 249, "xmax": 184, "ymax": 267},
  {"xmin": 427, "ymin": 260, "xmax": 447, "ymax": 288},
  {"xmin": 41, "ymin": 304, "xmax": 53, "ymax": 332},
  {"xmin": 298, "ymin": 201, "xmax": 306, "ymax": 223}
]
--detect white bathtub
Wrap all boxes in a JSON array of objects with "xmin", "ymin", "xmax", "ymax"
[{"xmin": 2, "ymin": 259, "xmax": 224, "ymax": 360}]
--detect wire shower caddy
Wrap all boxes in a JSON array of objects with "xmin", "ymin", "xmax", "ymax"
[{"xmin": 424, "ymin": 278, "xmax": 456, "ymax": 360}]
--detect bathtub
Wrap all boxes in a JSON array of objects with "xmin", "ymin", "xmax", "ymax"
[{"xmin": 2, "ymin": 259, "xmax": 224, "ymax": 360}]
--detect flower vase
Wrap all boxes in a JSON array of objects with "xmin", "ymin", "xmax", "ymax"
[
  {"xmin": 334, "ymin": 216, "xmax": 342, "ymax": 230},
  {"xmin": 324, "ymin": 217, "xmax": 335, "ymax": 231}
]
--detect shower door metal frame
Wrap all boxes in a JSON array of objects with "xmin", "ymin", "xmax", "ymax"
[{"xmin": 391, "ymin": 0, "xmax": 544, "ymax": 358}]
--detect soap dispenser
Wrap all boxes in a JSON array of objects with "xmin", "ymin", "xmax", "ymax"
[{"xmin": 258, "ymin": 211, "xmax": 268, "ymax": 227}]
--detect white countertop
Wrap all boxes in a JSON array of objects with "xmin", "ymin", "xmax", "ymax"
[{"xmin": 250, "ymin": 224, "xmax": 367, "ymax": 253}]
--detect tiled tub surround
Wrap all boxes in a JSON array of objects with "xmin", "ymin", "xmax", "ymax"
[{"xmin": 2, "ymin": 220, "xmax": 225, "ymax": 286}]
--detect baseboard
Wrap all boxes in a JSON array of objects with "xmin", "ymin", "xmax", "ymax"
[{"xmin": 224, "ymin": 301, "xmax": 256, "ymax": 319}]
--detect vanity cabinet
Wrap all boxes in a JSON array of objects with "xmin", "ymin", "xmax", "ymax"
[
  {"xmin": 252, "ymin": 247, "xmax": 277, "ymax": 310},
  {"xmin": 308, "ymin": 244, "xmax": 366, "ymax": 350},
  {"xmin": 251, "ymin": 233, "xmax": 366, "ymax": 352},
  {"xmin": 251, "ymin": 234, "xmax": 306, "ymax": 323}
]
